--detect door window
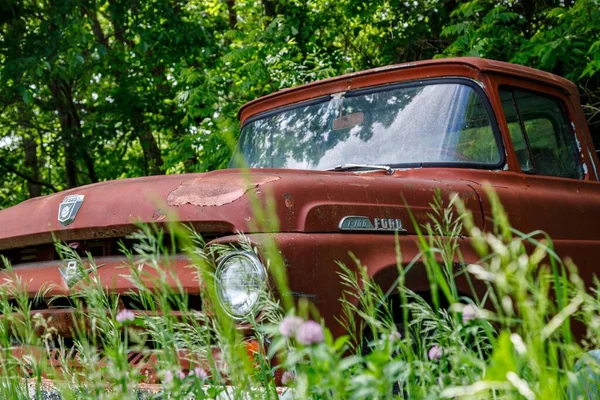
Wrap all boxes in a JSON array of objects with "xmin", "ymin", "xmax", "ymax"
[{"xmin": 499, "ymin": 88, "xmax": 583, "ymax": 179}]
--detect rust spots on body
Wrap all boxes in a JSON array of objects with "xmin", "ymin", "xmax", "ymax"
[
  {"xmin": 284, "ymin": 193, "xmax": 295, "ymax": 208},
  {"xmin": 167, "ymin": 175, "xmax": 280, "ymax": 207},
  {"xmin": 152, "ymin": 209, "xmax": 166, "ymax": 221},
  {"xmin": 348, "ymin": 183, "xmax": 370, "ymax": 188}
]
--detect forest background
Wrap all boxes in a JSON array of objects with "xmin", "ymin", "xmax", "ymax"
[{"xmin": 1, "ymin": 0, "xmax": 600, "ymax": 209}]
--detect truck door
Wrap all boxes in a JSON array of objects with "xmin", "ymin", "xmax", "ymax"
[{"xmin": 487, "ymin": 86, "xmax": 600, "ymax": 282}]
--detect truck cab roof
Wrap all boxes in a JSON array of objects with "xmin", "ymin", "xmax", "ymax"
[{"xmin": 239, "ymin": 57, "xmax": 578, "ymax": 125}]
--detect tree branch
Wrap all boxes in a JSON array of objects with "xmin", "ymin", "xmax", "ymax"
[
  {"xmin": 0, "ymin": 158, "xmax": 59, "ymax": 192},
  {"xmin": 82, "ymin": 2, "xmax": 109, "ymax": 48}
]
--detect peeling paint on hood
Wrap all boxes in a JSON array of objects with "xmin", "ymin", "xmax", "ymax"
[{"xmin": 166, "ymin": 175, "xmax": 280, "ymax": 207}]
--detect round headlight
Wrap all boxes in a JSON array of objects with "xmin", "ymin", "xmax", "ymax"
[{"xmin": 215, "ymin": 251, "xmax": 266, "ymax": 319}]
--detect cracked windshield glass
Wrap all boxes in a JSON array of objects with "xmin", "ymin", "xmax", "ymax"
[{"xmin": 231, "ymin": 81, "xmax": 501, "ymax": 170}]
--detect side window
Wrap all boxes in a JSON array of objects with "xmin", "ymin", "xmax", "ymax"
[{"xmin": 499, "ymin": 88, "xmax": 583, "ymax": 179}]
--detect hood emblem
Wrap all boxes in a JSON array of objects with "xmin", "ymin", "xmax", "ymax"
[
  {"xmin": 58, "ymin": 195, "xmax": 84, "ymax": 226},
  {"xmin": 339, "ymin": 216, "xmax": 407, "ymax": 233}
]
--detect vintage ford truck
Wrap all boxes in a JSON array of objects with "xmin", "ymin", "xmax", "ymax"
[{"xmin": 0, "ymin": 57, "xmax": 598, "ymax": 377}]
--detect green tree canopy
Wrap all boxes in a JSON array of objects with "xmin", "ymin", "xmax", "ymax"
[{"xmin": 1, "ymin": 0, "xmax": 599, "ymax": 209}]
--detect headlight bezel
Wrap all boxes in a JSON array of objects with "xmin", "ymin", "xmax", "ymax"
[{"xmin": 214, "ymin": 250, "xmax": 267, "ymax": 320}]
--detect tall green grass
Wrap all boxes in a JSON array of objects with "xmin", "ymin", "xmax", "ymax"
[{"xmin": 0, "ymin": 188, "xmax": 597, "ymax": 399}]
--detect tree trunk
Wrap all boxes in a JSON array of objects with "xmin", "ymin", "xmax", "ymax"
[
  {"xmin": 23, "ymin": 137, "xmax": 41, "ymax": 197},
  {"xmin": 50, "ymin": 78, "xmax": 98, "ymax": 188},
  {"xmin": 50, "ymin": 79, "xmax": 78, "ymax": 188},
  {"xmin": 263, "ymin": 0, "xmax": 277, "ymax": 18},
  {"xmin": 108, "ymin": 2, "xmax": 164, "ymax": 176},
  {"xmin": 132, "ymin": 110, "xmax": 163, "ymax": 175},
  {"xmin": 226, "ymin": 0, "xmax": 237, "ymax": 28}
]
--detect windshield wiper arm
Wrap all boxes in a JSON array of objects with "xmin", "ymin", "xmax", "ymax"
[{"xmin": 328, "ymin": 164, "xmax": 394, "ymax": 175}]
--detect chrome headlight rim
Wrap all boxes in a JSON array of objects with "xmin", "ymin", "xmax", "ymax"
[{"xmin": 214, "ymin": 250, "xmax": 267, "ymax": 320}]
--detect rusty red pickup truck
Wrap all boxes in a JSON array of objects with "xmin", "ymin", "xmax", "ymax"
[{"xmin": 0, "ymin": 57, "xmax": 599, "ymax": 375}]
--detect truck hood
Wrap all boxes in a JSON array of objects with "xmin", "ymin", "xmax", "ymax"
[{"xmin": 0, "ymin": 169, "xmax": 484, "ymax": 250}]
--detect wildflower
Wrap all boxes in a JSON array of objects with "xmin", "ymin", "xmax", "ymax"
[
  {"xmin": 189, "ymin": 367, "xmax": 208, "ymax": 380},
  {"xmin": 281, "ymin": 371, "xmax": 295, "ymax": 386},
  {"xmin": 177, "ymin": 370, "xmax": 186, "ymax": 380},
  {"xmin": 428, "ymin": 344, "xmax": 443, "ymax": 361},
  {"xmin": 116, "ymin": 309, "xmax": 135, "ymax": 324},
  {"xmin": 279, "ymin": 316, "xmax": 304, "ymax": 338},
  {"xmin": 462, "ymin": 304, "xmax": 479, "ymax": 324},
  {"xmin": 163, "ymin": 370, "xmax": 173, "ymax": 384},
  {"xmin": 295, "ymin": 320, "xmax": 324, "ymax": 345}
]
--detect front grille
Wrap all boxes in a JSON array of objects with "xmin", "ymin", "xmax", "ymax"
[
  {"xmin": 14, "ymin": 346, "xmax": 204, "ymax": 383},
  {"xmin": 1, "ymin": 238, "xmax": 130, "ymax": 266},
  {"xmin": 0, "ymin": 296, "xmax": 82, "ymax": 314},
  {"xmin": 119, "ymin": 294, "xmax": 203, "ymax": 312},
  {"xmin": 0, "ymin": 294, "xmax": 203, "ymax": 317},
  {"xmin": 1, "ymin": 297, "xmax": 48, "ymax": 313},
  {"xmin": 0, "ymin": 234, "xmax": 212, "ymax": 374},
  {"xmin": 0, "ymin": 232, "xmax": 224, "ymax": 267}
]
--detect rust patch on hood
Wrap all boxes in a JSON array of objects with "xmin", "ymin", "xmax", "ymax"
[{"xmin": 167, "ymin": 175, "xmax": 280, "ymax": 207}]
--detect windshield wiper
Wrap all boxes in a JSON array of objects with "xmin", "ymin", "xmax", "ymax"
[{"xmin": 328, "ymin": 164, "xmax": 394, "ymax": 175}]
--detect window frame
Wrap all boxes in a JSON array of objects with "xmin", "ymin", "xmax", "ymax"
[
  {"xmin": 237, "ymin": 77, "xmax": 507, "ymax": 170},
  {"xmin": 499, "ymin": 85, "xmax": 584, "ymax": 180}
]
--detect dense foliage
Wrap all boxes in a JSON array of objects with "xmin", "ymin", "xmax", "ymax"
[{"xmin": 1, "ymin": 0, "xmax": 600, "ymax": 208}]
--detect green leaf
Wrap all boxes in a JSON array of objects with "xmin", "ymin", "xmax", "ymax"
[
  {"xmin": 338, "ymin": 355, "xmax": 362, "ymax": 371},
  {"xmin": 333, "ymin": 335, "xmax": 350, "ymax": 351},
  {"xmin": 21, "ymin": 90, "xmax": 32, "ymax": 105}
]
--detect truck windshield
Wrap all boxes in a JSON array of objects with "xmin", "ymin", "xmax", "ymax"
[{"xmin": 231, "ymin": 80, "xmax": 502, "ymax": 170}]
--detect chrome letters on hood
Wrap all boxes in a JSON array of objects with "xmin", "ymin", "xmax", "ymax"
[{"xmin": 339, "ymin": 216, "xmax": 407, "ymax": 233}]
